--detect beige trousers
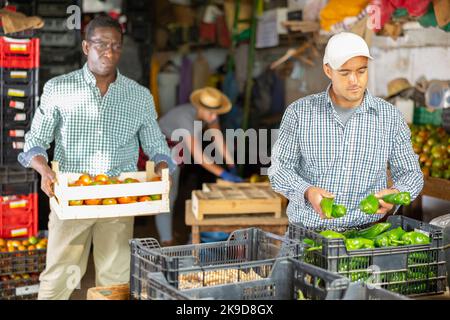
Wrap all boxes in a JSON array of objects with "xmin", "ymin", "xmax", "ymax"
[{"xmin": 38, "ymin": 209, "xmax": 134, "ymax": 300}]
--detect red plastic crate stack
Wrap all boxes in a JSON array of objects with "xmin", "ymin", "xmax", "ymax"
[
  {"xmin": 0, "ymin": 36, "xmax": 40, "ymax": 166},
  {"xmin": 0, "ymin": 37, "xmax": 40, "ymax": 69},
  {"xmin": 0, "ymin": 192, "xmax": 38, "ymax": 239}
]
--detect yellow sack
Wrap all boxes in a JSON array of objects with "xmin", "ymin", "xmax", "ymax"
[{"xmin": 320, "ymin": 0, "xmax": 370, "ymax": 31}]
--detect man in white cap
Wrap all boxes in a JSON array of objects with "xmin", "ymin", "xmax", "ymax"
[{"xmin": 269, "ymin": 32, "xmax": 423, "ymax": 230}]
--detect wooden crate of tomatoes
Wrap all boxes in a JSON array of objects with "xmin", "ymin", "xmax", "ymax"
[{"xmin": 49, "ymin": 161, "xmax": 170, "ymax": 220}]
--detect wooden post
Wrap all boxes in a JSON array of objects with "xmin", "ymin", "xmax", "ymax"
[{"xmin": 192, "ymin": 226, "xmax": 201, "ymax": 244}]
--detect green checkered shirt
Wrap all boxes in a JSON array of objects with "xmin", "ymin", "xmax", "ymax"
[{"xmin": 19, "ymin": 63, "xmax": 172, "ymax": 176}]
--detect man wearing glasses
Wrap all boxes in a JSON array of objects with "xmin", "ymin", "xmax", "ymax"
[{"xmin": 18, "ymin": 15, "xmax": 175, "ymax": 299}]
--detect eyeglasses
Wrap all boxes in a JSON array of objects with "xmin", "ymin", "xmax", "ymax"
[{"xmin": 88, "ymin": 40, "xmax": 122, "ymax": 52}]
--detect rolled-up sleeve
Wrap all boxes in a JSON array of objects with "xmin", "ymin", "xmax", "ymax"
[
  {"xmin": 139, "ymin": 92, "xmax": 177, "ymax": 174},
  {"xmin": 389, "ymin": 114, "xmax": 424, "ymax": 201},
  {"xmin": 268, "ymin": 105, "xmax": 312, "ymax": 207},
  {"xmin": 18, "ymin": 80, "xmax": 59, "ymax": 168}
]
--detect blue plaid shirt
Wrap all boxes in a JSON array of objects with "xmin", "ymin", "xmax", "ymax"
[{"xmin": 269, "ymin": 86, "xmax": 424, "ymax": 230}]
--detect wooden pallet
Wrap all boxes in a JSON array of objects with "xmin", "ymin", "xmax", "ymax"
[
  {"xmin": 205, "ymin": 181, "xmax": 289, "ymax": 210},
  {"xmin": 192, "ymin": 184, "xmax": 282, "ymax": 220}
]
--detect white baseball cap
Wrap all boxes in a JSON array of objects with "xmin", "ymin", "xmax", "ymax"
[{"xmin": 323, "ymin": 32, "xmax": 373, "ymax": 70}]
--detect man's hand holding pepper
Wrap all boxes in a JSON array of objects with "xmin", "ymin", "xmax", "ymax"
[
  {"xmin": 305, "ymin": 186, "xmax": 335, "ymax": 219},
  {"xmin": 374, "ymin": 188, "xmax": 399, "ymax": 214}
]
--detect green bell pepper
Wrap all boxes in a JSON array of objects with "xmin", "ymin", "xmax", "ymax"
[
  {"xmin": 401, "ymin": 231, "xmax": 430, "ymax": 245},
  {"xmin": 359, "ymin": 194, "xmax": 379, "ymax": 214},
  {"xmin": 349, "ymin": 271, "xmax": 369, "ymax": 282},
  {"xmin": 338, "ymin": 257, "xmax": 370, "ymax": 273},
  {"xmin": 319, "ymin": 230, "xmax": 346, "ymax": 239},
  {"xmin": 331, "ymin": 204, "xmax": 347, "ymax": 218},
  {"xmin": 320, "ymin": 197, "xmax": 334, "ymax": 219},
  {"xmin": 343, "ymin": 229, "xmax": 359, "ymax": 238},
  {"xmin": 303, "ymin": 238, "xmax": 322, "ymax": 252},
  {"xmin": 320, "ymin": 198, "xmax": 347, "ymax": 219},
  {"xmin": 382, "ymin": 192, "xmax": 411, "ymax": 206},
  {"xmin": 408, "ymin": 252, "xmax": 430, "ymax": 264},
  {"xmin": 374, "ymin": 227, "xmax": 406, "ymax": 247},
  {"xmin": 345, "ymin": 238, "xmax": 375, "ymax": 250},
  {"xmin": 355, "ymin": 222, "xmax": 392, "ymax": 239}
]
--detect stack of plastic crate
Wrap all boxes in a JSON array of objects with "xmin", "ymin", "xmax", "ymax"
[
  {"xmin": 0, "ymin": 10, "xmax": 40, "ymax": 240},
  {"xmin": 37, "ymin": 0, "xmax": 82, "ymax": 94}
]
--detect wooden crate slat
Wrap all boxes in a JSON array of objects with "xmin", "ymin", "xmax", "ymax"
[
  {"xmin": 50, "ymin": 161, "xmax": 170, "ymax": 220},
  {"xmin": 191, "ymin": 189, "xmax": 282, "ymax": 221}
]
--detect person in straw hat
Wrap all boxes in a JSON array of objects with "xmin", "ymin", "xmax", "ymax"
[
  {"xmin": 151, "ymin": 86, "xmax": 242, "ymax": 246},
  {"xmin": 269, "ymin": 32, "xmax": 423, "ymax": 231}
]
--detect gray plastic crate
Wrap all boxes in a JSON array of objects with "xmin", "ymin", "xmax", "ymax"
[
  {"xmin": 288, "ymin": 215, "xmax": 447, "ymax": 296},
  {"xmin": 130, "ymin": 228, "xmax": 303, "ymax": 300},
  {"xmin": 147, "ymin": 257, "xmax": 352, "ymax": 300},
  {"xmin": 444, "ymin": 225, "xmax": 450, "ymax": 289},
  {"xmin": 343, "ymin": 283, "xmax": 409, "ymax": 300}
]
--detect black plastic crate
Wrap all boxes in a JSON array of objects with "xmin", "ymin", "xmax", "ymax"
[
  {"xmin": 37, "ymin": 2, "xmax": 73, "ymax": 17},
  {"xmin": 0, "ymin": 231, "xmax": 47, "ymax": 277},
  {"xmin": 1, "ymin": 82, "xmax": 36, "ymax": 99},
  {"xmin": 130, "ymin": 228, "xmax": 303, "ymax": 300},
  {"xmin": 2, "ymin": 96, "xmax": 37, "ymax": 112},
  {"xmin": 40, "ymin": 31, "xmax": 78, "ymax": 48},
  {"xmin": 288, "ymin": 215, "xmax": 447, "ymax": 296},
  {"xmin": 0, "ymin": 179, "xmax": 37, "ymax": 196},
  {"xmin": 40, "ymin": 48, "xmax": 81, "ymax": 65},
  {"xmin": 0, "ymin": 275, "xmax": 40, "ymax": 300},
  {"xmin": 1, "ymin": 0, "xmax": 37, "ymax": 17},
  {"xmin": 0, "ymin": 140, "xmax": 24, "ymax": 166},
  {"xmin": 0, "ymin": 27, "xmax": 38, "ymax": 39},
  {"xmin": 39, "ymin": 63, "xmax": 80, "ymax": 80},
  {"xmin": 0, "ymin": 68, "xmax": 38, "ymax": 84},
  {"xmin": 0, "ymin": 166, "xmax": 36, "ymax": 184},
  {"xmin": 147, "ymin": 257, "xmax": 407, "ymax": 300},
  {"xmin": 3, "ymin": 108, "xmax": 33, "ymax": 129},
  {"xmin": 42, "ymin": 18, "xmax": 68, "ymax": 33}
]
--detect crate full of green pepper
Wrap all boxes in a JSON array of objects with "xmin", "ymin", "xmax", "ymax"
[{"xmin": 288, "ymin": 215, "xmax": 447, "ymax": 296}]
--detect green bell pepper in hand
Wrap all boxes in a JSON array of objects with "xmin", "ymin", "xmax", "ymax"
[
  {"xmin": 401, "ymin": 231, "xmax": 430, "ymax": 245},
  {"xmin": 374, "ymin": 227, "xmax": 406, "ymax": 247},
  {"xmin": 356, "ymin": 223, "xmax": 392, "ymax": 239},
  {"xmin": 382, "ymin": 192, "xmax": 411, "ymax": 206},
  {"xmin": 331, "ymin": 204, "xmax": 347, "ymax": 218},
  {"xmin": 320, "ymin": 197, "xmax": 334, "ymax": 219},
  {"xmin": 345, "ymin": 238, "xmax": 375, "ymax": 250},
  {"xmin": 359, "ymin": 194, "xmax": 380, "ymax": 214},
  {"xmin": 320, "ymin": 198, "xmax": 347, "ymax": 219}
]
